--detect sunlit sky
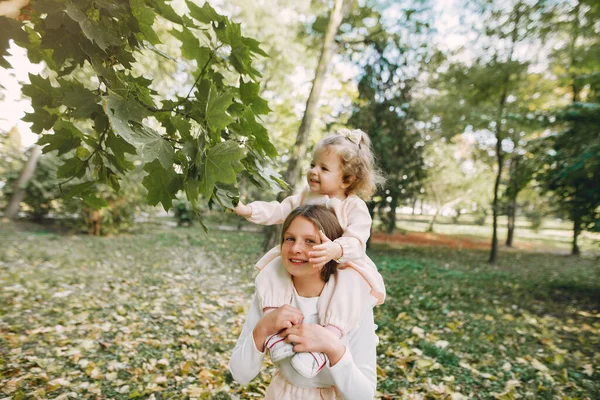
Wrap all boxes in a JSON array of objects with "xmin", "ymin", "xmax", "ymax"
[{"xmin": 0, "ymin": 0, "xmax": 470, "ymax": 148}]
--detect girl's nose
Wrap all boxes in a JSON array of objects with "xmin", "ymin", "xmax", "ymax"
[{"xmin": 291, "ymin": 241, "xmax": 303, "ymax": 253}]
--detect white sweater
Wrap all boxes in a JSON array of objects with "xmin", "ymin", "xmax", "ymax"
[{"xmin": 229, "ymin": 290, "xmax": 378, "ymax": 399}]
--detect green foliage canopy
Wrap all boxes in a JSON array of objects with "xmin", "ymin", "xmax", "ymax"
[{"xmin": 1, "ymin": 0, "xmax": 280, "ymax": 214}]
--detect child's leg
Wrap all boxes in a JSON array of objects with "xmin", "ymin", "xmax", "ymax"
[
  {"xmin": 317, "ymin": 267, "xmax": 372, "ymax": 336},
  {"xmin": 255, "ymin": 257, "xmax": 295, "ymax": 362},
  {"xmin": 255, "ymin": 256, "xmax": 294, "ymax": 311},
  {"xmin": 290, "ymin": 268, "xmax": 371, "ymax": 379},
  {"xmin": 324, "ymin": 325, "xmax": 343, "ymax": 338}
]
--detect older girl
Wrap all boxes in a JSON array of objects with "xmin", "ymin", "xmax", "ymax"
[{"xmin": 229, "ymin": 205, "xmax": 378, "ymax": 399}]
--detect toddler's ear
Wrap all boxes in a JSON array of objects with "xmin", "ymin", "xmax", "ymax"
[{"xmin": 342, "ymin": 175, "xmax": 356, "ymax": 188}]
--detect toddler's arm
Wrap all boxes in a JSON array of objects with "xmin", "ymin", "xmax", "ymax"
[
  {"xmin": 233, "ymin": 192, "xmax": 304, "ymax": 225},
  {"xmin": 334, "ymin": 198, "xmax": 372, "ymax": 263}
]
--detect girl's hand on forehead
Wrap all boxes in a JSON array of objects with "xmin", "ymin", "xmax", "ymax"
[{"xmin": 308, "ymin": 231, "xmax": 343, "ymax": 269}]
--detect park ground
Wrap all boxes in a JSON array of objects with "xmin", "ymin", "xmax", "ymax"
[{"xmin": 0, "ymin": 214, "xmax": 599, "ymax": 399}]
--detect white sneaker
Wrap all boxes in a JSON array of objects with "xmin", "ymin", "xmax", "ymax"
[
  {"xmin": 290, "ymin": 351, "xmax": 328, "ymax": 378},
  {"xmin": 265, "ymin": 332, "xmax": 294, "ymax": 362}
]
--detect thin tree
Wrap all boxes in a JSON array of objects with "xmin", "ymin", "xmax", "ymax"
[
  {"xmin": 5, "ymin": 145, "xmax": 41, "ymax": 219},
  {"xmin": 262, "ymin": 0, "xmax": 345, "ymax": 250}
]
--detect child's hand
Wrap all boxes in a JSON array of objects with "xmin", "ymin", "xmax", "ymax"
[
  {"xmin": 233, "ymin": 201, "xmax": 252, "ymax": 217},
  {"xmin": 308, "ymin": 231, "xmax": 343, "ymax": 269},
  {"xmin": 282, "ymin": 323, "xmax": 346, "ymax": 365},
  {"xmin": 253, "ymin": 305, "xmax": 304, "ymax": 351}
]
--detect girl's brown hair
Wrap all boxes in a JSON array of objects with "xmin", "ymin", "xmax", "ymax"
[
  {"xmin": 280, "ymin": 205, "xmax": 344, "ymax": 282},
  {"xmin": 316, "ymin": 129, "xmax": 385, "ymax": 199}
]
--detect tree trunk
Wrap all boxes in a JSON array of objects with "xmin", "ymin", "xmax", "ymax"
[
  {"xmin": 426, "ymin": 209, "xmax": 439, "ymax": 233},
  {"xmin": 411, "ymin": 197, "xmax": 417, "ymax": 215},
  {"xmin": 262, "ymin": 0, "xmax": 345, "ymax": 252},
  {"xmin": 426, "ymin": 184, "xmax": 440, "ymax": 233},
  {"xmin": 505, "ymin": 156, "xmax": 519, "ymax": 247},
  {"xmin": 489, "ymin": 4, "xmax": 521, "ymax": 264},
  {"xmin": 505, "ymin": 198, "xmax": 516, "ymax": 247},
  {"xmin": 366, "ymin": 200, "xmax": 376, "ymax": 250},
  {"xmin": 280, "ymin": 0, "xmax": 344, "ymax": 189},
  {"xmin": 489, "ymin": 133, "xmax": 504, "ymax": 264},
  {"xmin": 5, "ymin": 145, "xmax": 42, "ymax": 219},
  {"xmin": 386, "ymin": 193, "xmax": 398, "ymax": 235},
  {"xmin": 572, "ymin": 216, "xmax": 581, "ymax": 256}
]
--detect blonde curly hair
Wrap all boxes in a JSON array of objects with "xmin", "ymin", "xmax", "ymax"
[{"xmin": 315, "ymin": 129, "xmax": 385, "ymax": 199}]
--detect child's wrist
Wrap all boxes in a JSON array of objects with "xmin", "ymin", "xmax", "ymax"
[{"xmin": 334, "ymin": 241, "xmax": 344, "ymax": 261}]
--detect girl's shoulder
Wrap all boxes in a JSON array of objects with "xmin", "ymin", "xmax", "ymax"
[{"xmin": 342, "ymin": 193, "xmax": 367, "ymax": 206}]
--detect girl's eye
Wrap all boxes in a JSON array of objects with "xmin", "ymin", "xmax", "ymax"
[
  {"xmin": 306, "ymin": 239, "xmax": 315, "ymax": 244},
  {"xmin": 322, "ymin": 167, "xmax": 328, "ymax": 171},
  {"xmin": 285, "ymin": 237, "xmax": 295, "ymax": 242},
  {"xmin": 310, "ymin": 163, "xmax": 315, "ymax": 168}
]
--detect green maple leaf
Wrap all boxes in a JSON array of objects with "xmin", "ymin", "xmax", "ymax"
[
  {"xmin": 22, "ymin": 109, "xmax": 57, "ymax": 134},
  {"xmin": 131, "ymin": 0, "xmax": 160, "ymax": 45},
  {"xmin": 242, "ymin": 37, "xmax": 268, "ymax": 57},
  {"xmin": 56, "ymin": 157, "xmax": 86, "ymax": 179},
  {"xmin": 105, "ymin": 131, "xmax": 137, "ymax": 160},
  {"xmin": 38, "ymin": 119, "xmax": 84, "ymax": 155},
  {"xmin": 199, "ymin": 141, "xmax": 245, "ymax": 198},
  {"xmin": 185, "ymin": 1, "xmax": 224, "ymax": 24},
  {"xmin": 185, "ymin": 178, "xmax": 200, "ymax": 206},
  {"xmin": 237, "ymin": 108, "xmax": 277, "ymax": 158},
  {"xmin": 82, "ymin": 192, "xmax": 108, "ymax": 209},
  {"xmin": 1, "ymin": 17, "xmax": 28, "ymax": 68},
  {"xmin": 103, "ymin": 92, "xmax": 149, "ymax": 143},
  {"xmin": 169, "ymin": 27, "xmax": 211, "ymax": 67},
  {"xmin": 206, "ymin": 85, "xmax": 235, "ymax": 135},
  {"xmin": 146, "ymin": 0, "xmax": 184, "ymax": 25},
  {"xmin": 61, "ymin": 82, "xmax": 102, "ymax": 119},
  {"xmin": 212, "ymin": 183, "xmax": 239, "ymax": 210},
  {"xmin": 243, "ymin": 155, "xmax": 287, "ymax": 192},
  {"xmin": 65, "ymin": 2, "xmax": 121, "ymax": 51},
  {"xmin": 143, "ymin": 159, "xmax": 182, "ymax": 211},
  {"xmin": 136, "ymin": 125, "xmax": 175, "ymax": 169},
  {"xmin": 104, "ymin": 93, "xmax": 173, "ymax": 168},
  {"xmin": 22, "ymin": 73, "xmax": 55, "ymax": 108},
  {"xmin": 62, "ymin": 181, "xmax": 95, "ymax": 199},
  {"xmin": 239, "ymin": 79, "xmax": 271, "ymax": 115}
]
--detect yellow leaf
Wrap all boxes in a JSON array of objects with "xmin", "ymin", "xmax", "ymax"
[
  {"xmin": 181, "ymin": 361, "xmax": 193, "ymax": 375},
  {"xmin": 582, "ymin": 364, "xmax": 594, "ymax": 376},
  {"xmin": 90, "ymin": 367, "xmax": 103, "ymax": 379},
  {"xmin": 553, "ymin": 354, "xmax": 565, "ymax": 366},
  {"xmin": 531, "ymin": 359, "xmax": 548, "ymax": 372},
  {"xmin": 415, "ymin": 359, "xmax": 434, "ymax": 369},
  {"xmin": 396, "ymin": 312, "xmax": 407, "ymax": 320}
]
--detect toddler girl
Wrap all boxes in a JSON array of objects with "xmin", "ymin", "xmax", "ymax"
[{"xmin": 234, "ymin": 128, "xmax": 385, "ymax": 378}]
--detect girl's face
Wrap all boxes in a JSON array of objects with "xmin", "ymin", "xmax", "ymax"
[
  {"xmin": 281, "ymin": 216, "xmax": 323, "ymax": 280},
  {"xmin": 307, "ymin": 147, "xmax": 350, "ymax": 200}
]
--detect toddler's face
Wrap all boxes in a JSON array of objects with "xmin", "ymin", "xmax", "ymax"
[{"xmin": 306, "ymin": 147, "xmax": 349, "ymax": 199}]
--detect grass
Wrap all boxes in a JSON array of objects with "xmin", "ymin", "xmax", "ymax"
[{"xmin": 0, "ymin": 220, "xmax": 599, "ymax": 399}]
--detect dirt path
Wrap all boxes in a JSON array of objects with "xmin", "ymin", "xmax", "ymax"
[{"xmin": 371, "ymin": 230, "xmax": 490, "ymax": 250}]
